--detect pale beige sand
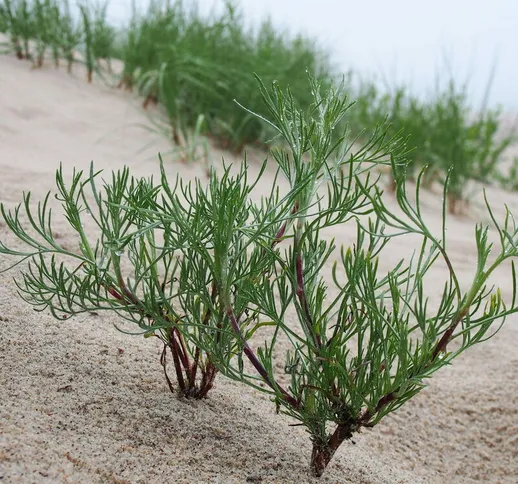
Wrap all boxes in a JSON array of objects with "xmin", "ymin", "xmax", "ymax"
[{"xmin": 0, "ymin": 53, "xmax": 517, "ymax": 484}]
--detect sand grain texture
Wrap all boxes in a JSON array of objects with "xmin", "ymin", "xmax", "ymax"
[{"xmin": 0, "ymin": 55, "xmax": 517, "ymax": 484}]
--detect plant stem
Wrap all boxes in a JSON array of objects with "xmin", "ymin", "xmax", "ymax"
[
  {"xmin": 271, "ymin": 201, "xmax": 299, "ymax": 249},
  {"xmin": 360, "ymin": 262, "xmax": 498, "ymax": 426},
  {"xmin": 160, "ymin": 344, "xmax": 176, "ymax": 393},
  {"xmin": 310, "ymin": 423, "xmax": 354, "ymax": 477},
  {"xmin": 168, "ymin": 328, "xmax": 186, "ymax": 393},
  {"xmin": 226, "ymin": 306, "xmax": 299, "ymax": 408},
  {"xmin": 293, "ymin": 215, "xmax": 321, "ymax": 349},
  {"xmin": 197, "ymin": 362, "xmax": 217, "ymax": 398},
  {"xmin": 172, "ymin": 327, "xmax": 190, "ymax": 373},
  {"xmin": 191, "ymin": 282, "xmax": 217, "ymax": 385},
  {"xmin": 295, "ymin": 246, "xmax": 321, "ymax": 349}
]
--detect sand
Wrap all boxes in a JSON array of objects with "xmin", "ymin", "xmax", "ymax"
[{"xmin": 0, "ymin": 53, "xmax": 517, "ymax": 484}]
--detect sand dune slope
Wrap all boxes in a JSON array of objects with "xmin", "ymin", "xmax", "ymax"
[{"xmin": 0, "ymin": 55, "xmax": 517, "ymax": 484}]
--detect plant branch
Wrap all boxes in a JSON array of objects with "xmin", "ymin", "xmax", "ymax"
[
  {"xmin": 271, "ymin": 201, "xmax": 299, "ymax": 249},
  {"xmin": 226, "ymin": 305, "xmax": 299, "ymax": 408}
]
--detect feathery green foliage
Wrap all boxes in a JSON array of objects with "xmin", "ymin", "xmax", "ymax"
[
  {"xmin": 350, "ymin": 81, "xmax": 431, "ymax": 182},
  {"xmin": 1, "ymin": 74, "xmax": 517, "ymax": 476}
]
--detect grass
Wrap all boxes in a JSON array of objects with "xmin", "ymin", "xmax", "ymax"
[
  {"xmin": 79, "ymin": 1, "xmax": 115, "ymax": 82},
  {"xmin": 0, "ymin": 0, "xmax": 114, "ymax": 78},
  {"xmin": 115, "ymin": 0, "xmax": 335, "ymax": 152},
  {"xmin": 347, "ymin": 74, "xmax": 516, "ymax": 213},
  {"xmin": 0, "ymin": 0, "xmax": 516, "ymax": 207}
]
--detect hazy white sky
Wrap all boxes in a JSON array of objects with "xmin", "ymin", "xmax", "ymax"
[{"xmin": 109, "ymin": 0, "xmax": 518, "ymax": 108}]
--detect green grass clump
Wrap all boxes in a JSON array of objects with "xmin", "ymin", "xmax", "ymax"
[
  {"xmin": 0, "ymin": 0, "xmax": 515, "ymax": 207},
  {"xmin": 116, "ymin": 0, "xmax": 335, "ymax": 152},
  {"xmin": 0, "ymin": 0, "xmax": 115, "ymax": 78},
  {"xmin": 60, "ymin": 0, "xmax": 81, "ymax": 73},
  {"xmin": 0, "ymin": 4, "xmax": 7, "ymax": 32},
  {"xmin": 33, "ymin": 0, "xmax": 60, "ymax": 67},
  {"xmin": 348, "ymin": 75, "xmax": 515, "ymax": 213},
  {"xmin": 426, "ymin": 81, "xmax": 515, "ymax": 213},
  {"xmin": 78, "ymin": 1, "xmax": 116, "ymax": 82},
  {"xmin": 79, "ymin": 1, "xmax": 115, "ymax": 81},
  {"xmin": 349, "ymin": 81, "xmax": 431, "ymax": 184},
  {"xmin": 1, "ymin": 0, "xmax": 33, "ymax": 59}
]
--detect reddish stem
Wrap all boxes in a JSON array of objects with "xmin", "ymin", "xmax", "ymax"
[
  {"xmin": 190, "ymin": 346, "xmax": 201, "ymax": 387},
  {"xmin": 271, "ymin": 201, "xmax": 299, "ymax": 250},
  {"xmin": 105, "ymin": 285, "xmax": 124, "ymax": 301},
  {"xmin": 160, "ymin": 345, "xmax": 176, "ymax": 394},
  {"xmin": 169, "ymin": 329, "xmax": 186, "ymax": 393},
  {"xmin": 226, "ymin": 306, "xmax": 299, "ymax": 408},
  {"xmin": 197, "ymin": 362, "xmax": 217, "ymax": 399},
  {"xmin": 360, "ymin": 306, "xmax": 469, "ymax": 426},
  {"xmin": 171, "ymin": 328, "xmax": 190, "ymax": 374},
  {"xmin": 311, "ymin": 423, "xmax": 354, "ymax": 477},
  {"xmin": 172, "ymin": 124, "xmax": 181, "ymax": 146}
]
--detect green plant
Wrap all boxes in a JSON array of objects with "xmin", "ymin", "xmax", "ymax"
[
  {"xmin": 180, "ymin": 113, "xmax": 211, "ymax": 172},
  {"xmin": 141, "ymin": 108, "xmax": 211, "ymax": 171},
  {"xmin": 1, "ymin": 0, "xmax": 32, "ymax": 59},
  {"xmin": 497, "ymin": 156, "xmax": 518, "ymax": 192},
  {"xmin": 59, "ymin": 0, "xmax": 81, "ymax": 73},
  {"xmin": 113, "ymin": 0, "xmax": 336, "ymax": 154},
  {"xmin": 0, "ymin": 2, "xmax": 9, "ymax": 33},
  {"xmin": 346, "ymin": 78, "xmax": 435, "ymax": 191},
  {"xmin": 0, "ymin": 0, "xmax": 87, "ymax": 72},
  {"xmin": 33, "ymin": 0, "xmax": 52, "ymax": 67},
  {"xmin": 79, "ymin": 3, "xmax": 93, "ymax": 81},
  {"xmin": 229, "ymin": 75, "xmax": 518, "ymax": 474},
  {"xmin": 347, "ymin": 72, "xmax": 516, "ymax": 208},
  {"xmin": 2, "ymin": 74, "xmax": 517, "ymax": 477},
  {"xmin": 79, "ymin": 1, "xmax": 114, "ymax": 82},
  {"xmin": 424, "ymin": 80, "xmax": 513, "ymax": 213}
]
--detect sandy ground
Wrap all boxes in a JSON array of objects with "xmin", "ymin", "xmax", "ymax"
[{"xmin": 0, "ymin": 53, "xmax": 517, "ymax": 484}]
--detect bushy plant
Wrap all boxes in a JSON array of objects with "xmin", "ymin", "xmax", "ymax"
[
  {"xmin": 0, "ymin": 0, "xmax": 114, "ymax": 75},
  {"xmin": 497, "ymin": 156, "xmax": 518, "ymax": 192},
  {"xmin": 348, "ymin": 80, "xmax": 431, "ymax": 185},
  {"xmin": 3, "ymin": 0, "xmax": 512, "ymax": 203},
  {"xmin": 33, "ymin": 0, "xmax": 55, "ymax": 67},
  {"xmin": 0, "ymin": 4, "xmax": 7, "ymax": 32},
  {"xmin": 1, "ymin": 0, "xmax": 32, "ymax": 59},
  {"xmin": 2, "ymin": 75, "xmax": 517, "ymax": 477},
  {"xmin": 59, "ymin": 0, "xmax": 81, "ymax": 73}
]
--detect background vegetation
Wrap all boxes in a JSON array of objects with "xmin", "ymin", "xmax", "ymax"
[{"xmin": 0, "ymin": 0, "xmax": 516, "ymax": 212}]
